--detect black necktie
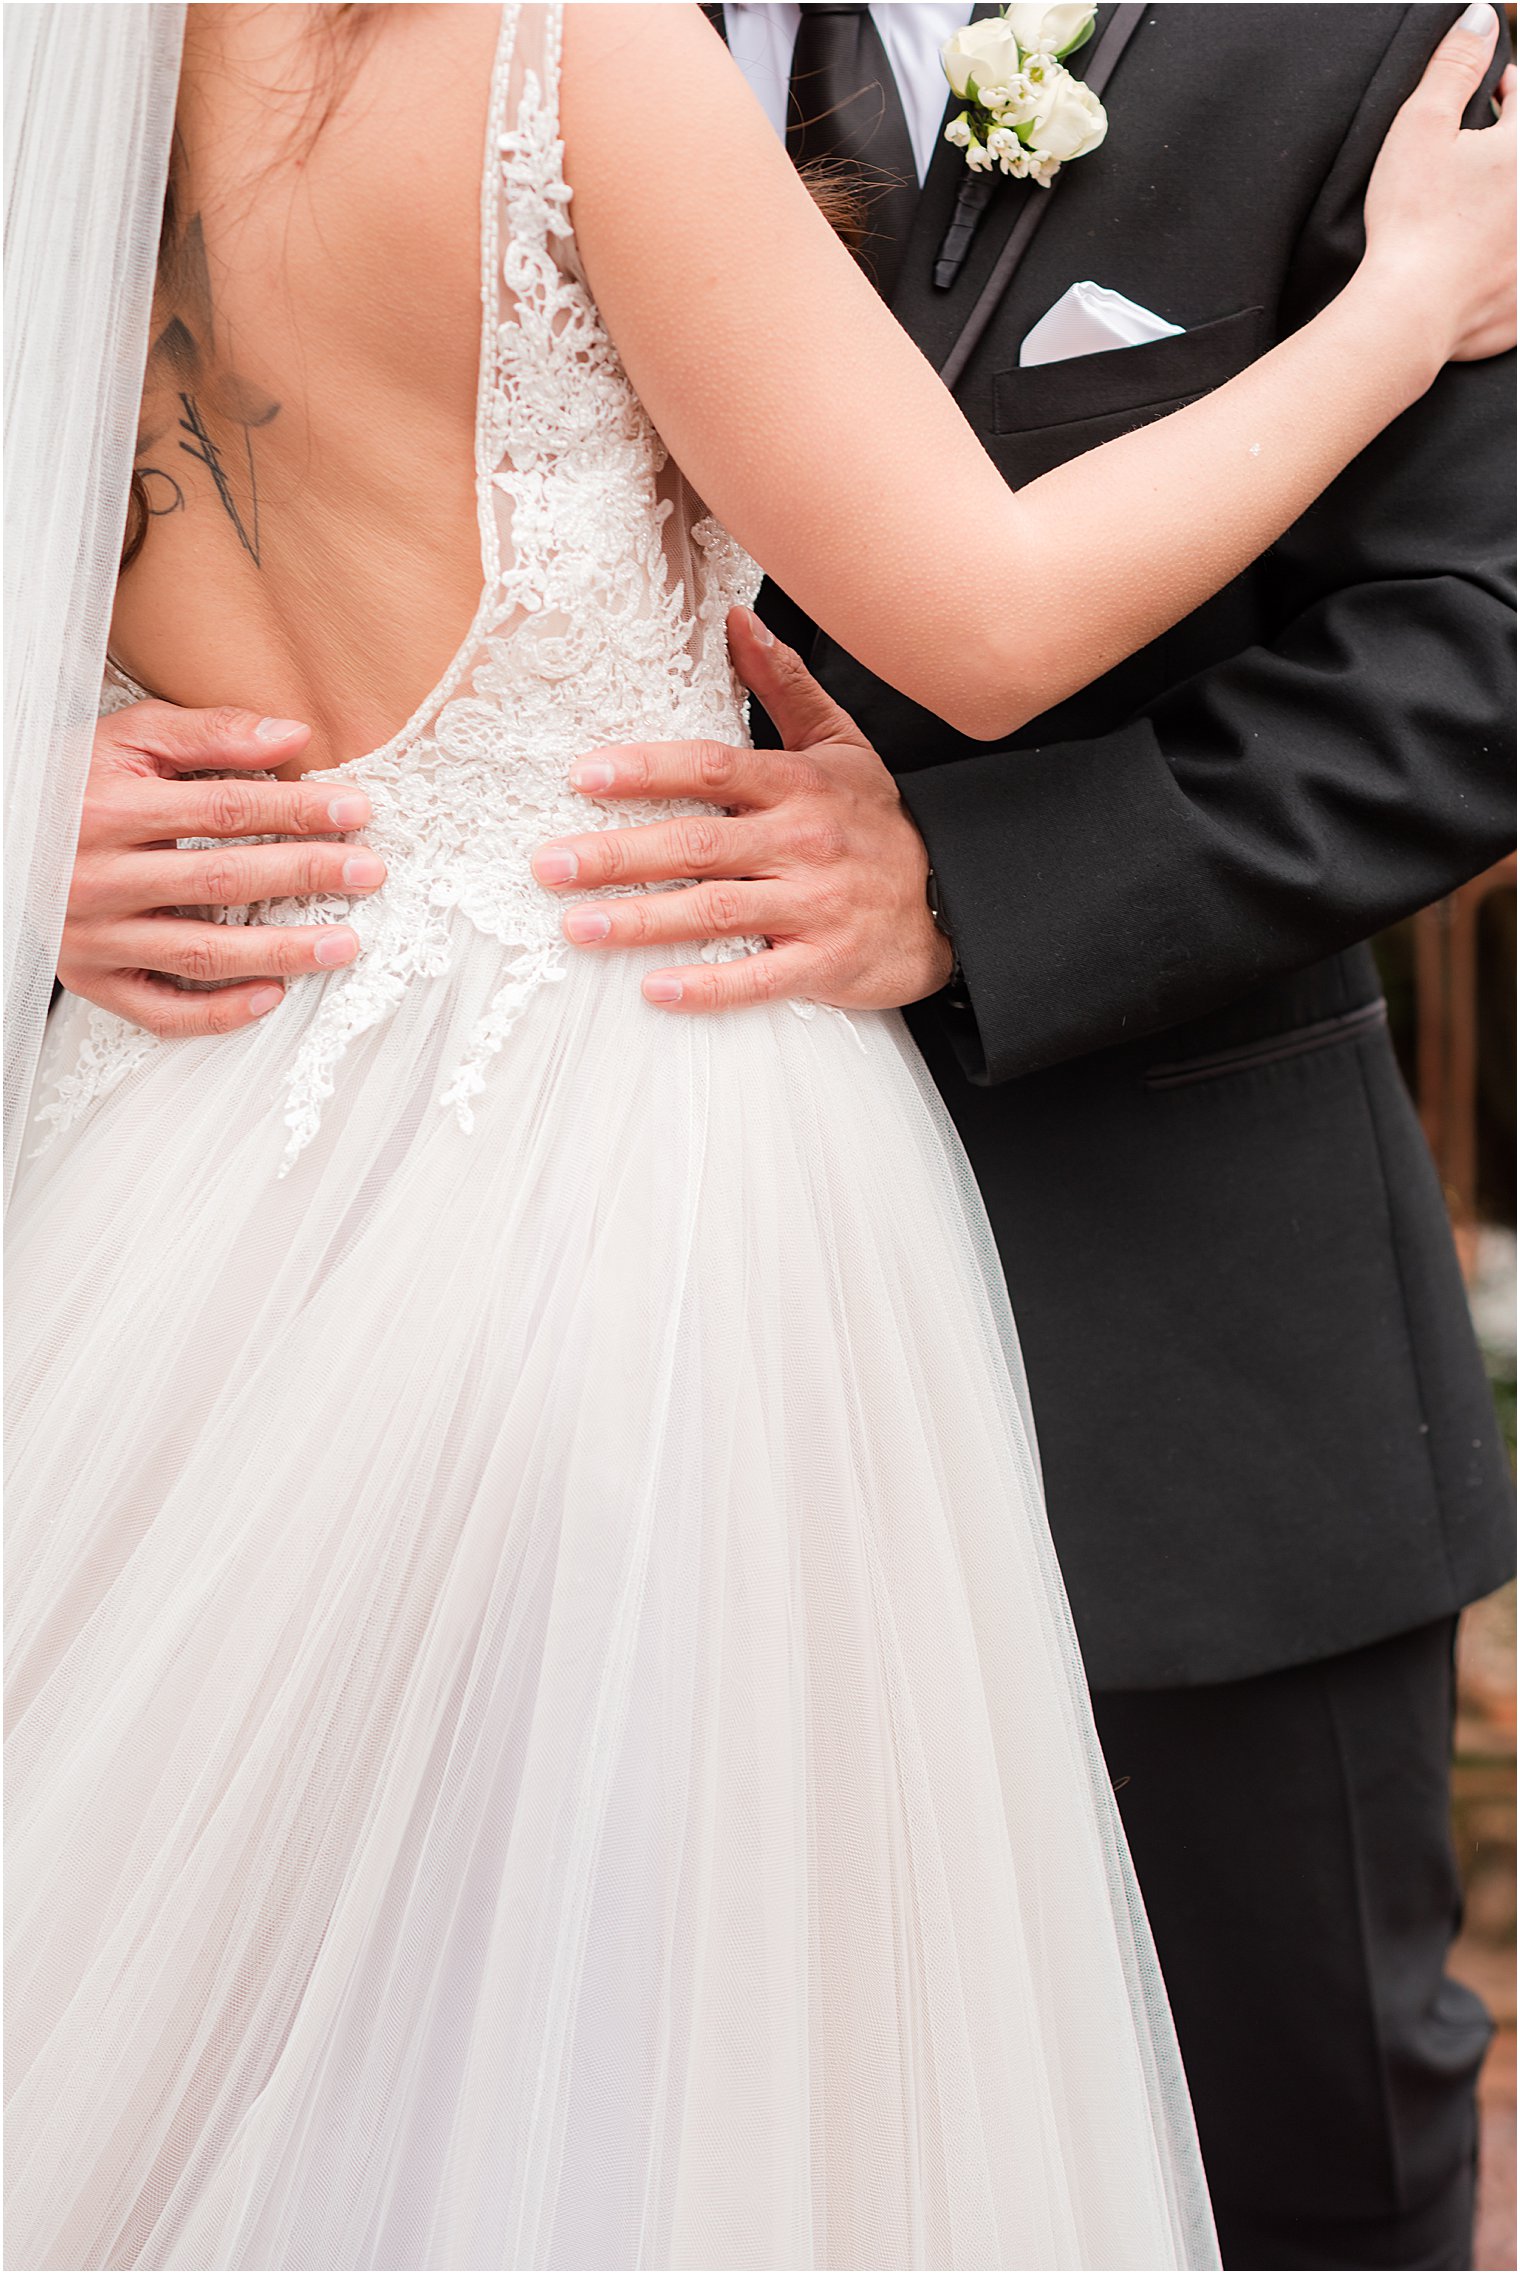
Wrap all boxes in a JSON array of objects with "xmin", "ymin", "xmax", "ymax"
[{"xmin": 786, "ymin": 4, "xmax": 919, "ymax": 301}]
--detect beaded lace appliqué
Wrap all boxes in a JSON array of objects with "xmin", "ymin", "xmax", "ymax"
[{"xmin": 38, "ymin": 4, "xmax": 767, "ymax": 1177}]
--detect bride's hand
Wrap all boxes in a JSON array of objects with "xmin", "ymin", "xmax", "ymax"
[{"xmin": 1361, "ymin": 3, "xmax": 1516, "ymax": 362}]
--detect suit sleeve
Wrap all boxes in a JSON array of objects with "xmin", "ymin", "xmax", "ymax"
[{"xmin": 898, "ymin": 7, "xmax": 1516, "ymax": 1086}]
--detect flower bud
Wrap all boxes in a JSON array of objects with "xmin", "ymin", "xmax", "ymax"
[
  {"xmin": 941, "ymin": 17, "xmax": 1021, "ymax": 100},
  {"xmin": 1001, "ymin": 4, "xmax": 1098, "ymax": 62}
]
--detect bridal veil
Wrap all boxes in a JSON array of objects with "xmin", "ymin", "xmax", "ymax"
[{"xmin": 3, "ymin": 2, "xmax": 183, "ymax": 1198}]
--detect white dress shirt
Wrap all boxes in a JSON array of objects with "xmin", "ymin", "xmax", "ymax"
[{"xmin": 724, "ymin": 3, "xmax": 976, "ymax": 184}]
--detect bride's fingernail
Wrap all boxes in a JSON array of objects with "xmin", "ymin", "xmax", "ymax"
[
  {"xmin": 1459, "ymin": 2, "xmax": 1496, "ymax": 31},
  {"xmin": 746, "ymin": 609, "xmax": 775, "ymax": 648},
  {"xmin": 249, "ymin": 986, "xmax": 284, "ymax": 1016},
  {"xmin": 643, "ymin": 974, "xmax": 683, "ymax": 1004},
  {"xmin": 565, "ymin": 909, "xmax": 611, "ymax": 944},
  {"xmin": 533, "ymin": 847, "xmax": 578, "ymax": 885},
  {"xmin": 570, "ymin": 760, "xmax": 616, "ymax": 793},
  {"xmin": 255, "ymin": 716, "xmax": 305, "ymax": 742},
  {"xmin": 314, "ymin": 928, "xmax": 360, "ymax": 967}
]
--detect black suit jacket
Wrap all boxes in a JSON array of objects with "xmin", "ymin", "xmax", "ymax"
[{"xmin": 748, "ymin": 3, "xmax": 1516, "ymax": 1688}]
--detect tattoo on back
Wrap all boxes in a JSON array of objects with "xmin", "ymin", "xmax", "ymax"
[
  {"xmin": 134, "ymin": 215, "xmax": 281, "ymax": 568},
  {"xmin": 175, "ymin": 391, "xmax": 264, "ymax": 564}
]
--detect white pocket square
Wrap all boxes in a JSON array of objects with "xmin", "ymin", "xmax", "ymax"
[{"xmin": 1019, "ymin": 281, "xmax": 1184, "ymax": 369}]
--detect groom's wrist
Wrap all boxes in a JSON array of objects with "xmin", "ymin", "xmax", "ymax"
[{"xmin": 925, "ymin": 865, "xmax": 970, "ymax": 1011}]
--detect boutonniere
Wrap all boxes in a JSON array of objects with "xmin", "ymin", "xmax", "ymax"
[{"xmin": 941, "ymin": 6, "xmax": 1108, "ymax": 187}]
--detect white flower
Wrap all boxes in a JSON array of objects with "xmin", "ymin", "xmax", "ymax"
[
  {"xmin": 943, "ymin": 13, "xmax": 1107, "ymax": 184},
  {"xmin": 1021, "ymin": 61, "xmax": 1107, "ymax": 163},
  {"xmin": 988, "ymin": 71, "xmax": 1043, "ymax": 127},
  {"xmin": 941, "ymin": 17, "xmax": 1021, "ymax": 101},
  {"xmin": 1000, "ymin": 4, "xmax": 1097, "ymax": 63},
  {"xmin": 943, "ymin": 106, "xmax": 997, "ymax": 170},
  {"xmin": 985, "ymin": 126, "xmax": 1034, "ymax": 177}
]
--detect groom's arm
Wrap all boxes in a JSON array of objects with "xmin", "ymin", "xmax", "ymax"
[{"xmin": 900, "ymin": 8, "xmax": 1515, "ymax": 1084}]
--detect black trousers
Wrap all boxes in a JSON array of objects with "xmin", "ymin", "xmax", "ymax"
[{"xmin": 1092, "ymin": 1618, "xmax": 1492, "ymax": 2271}]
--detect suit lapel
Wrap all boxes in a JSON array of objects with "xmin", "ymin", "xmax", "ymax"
[
  {"xmin": 935, "ymin": 2, "xmax": 1146, "ymax": 388},
  {"xmin": 888, "ymin": 0, "xmax": 1004, "ymax": 363}
]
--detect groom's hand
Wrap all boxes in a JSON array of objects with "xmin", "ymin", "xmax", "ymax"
[
  {"xmin": 535, "ymin": 608, "xmax": 955, "ymax": 1012},
  {"xmin": 59, "ymin": 702, "xmax": 386, "ymax": 1037}
]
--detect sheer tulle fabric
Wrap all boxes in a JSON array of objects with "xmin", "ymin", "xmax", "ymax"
[
  {"xmin": 6, "ymin": 7, "xmax": 1217, "ymax": 2266},
  {"xmin": 9, "ymin": 941, "xmax": 1213, "ymax": 2271},
  {"xmin": 2, "ymin": 3, "xmax": 183, "ymax": 1198}
]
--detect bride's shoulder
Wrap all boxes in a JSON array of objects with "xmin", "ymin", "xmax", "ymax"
[
  {"xmin": 559, "ymin": 1, "xmax": 724, "ymax": 72},
  {"xmin": 558, "ymin": 0, "xmax": 778, "ymax": 257},
  {"xmin": 559, "ymin": 1, "xmax": 736, "ymax": 125}
]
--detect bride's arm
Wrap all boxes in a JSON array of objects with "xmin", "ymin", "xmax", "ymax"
[{"xmin": 561, "ymin": 3, "xmax": 1514, "ymax": 742}]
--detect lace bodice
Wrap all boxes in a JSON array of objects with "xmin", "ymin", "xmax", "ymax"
[{"xmin": 48, "ymin": 2, "xmax": 764, "ymax": 1174}]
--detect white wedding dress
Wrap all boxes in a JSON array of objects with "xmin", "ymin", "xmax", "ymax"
[{"xmin": 6, "ymin": 9, "xmax": 1217, "ymax": 2268}]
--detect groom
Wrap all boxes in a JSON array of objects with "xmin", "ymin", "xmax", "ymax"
[{"xmin": 543, "ymin": 6, "xmax": 1517, "ymax": 2267}]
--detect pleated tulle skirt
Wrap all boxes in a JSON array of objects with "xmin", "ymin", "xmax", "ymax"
[{"xmin": 6, "ymin": 931, "xmax": 1217, "ymax": 2271}]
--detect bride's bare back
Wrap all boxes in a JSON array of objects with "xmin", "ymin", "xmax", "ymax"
[{"xmin": 111, "ymin": 4, "xmax": 500, "ymax": 773}]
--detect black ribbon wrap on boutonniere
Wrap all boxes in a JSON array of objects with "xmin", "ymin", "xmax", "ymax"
[
  {"xmin": 933, "ymin": 3, "xmax": 1111, "ymax": 293},
  {"xmin": 934, "ymin": 174, "xmax": 999, "ymax": 292}
]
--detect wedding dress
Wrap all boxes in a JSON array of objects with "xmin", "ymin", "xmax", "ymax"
[{"xmin": 5, "ymin": 8, "xmax": 1217, "ymax": 2267}]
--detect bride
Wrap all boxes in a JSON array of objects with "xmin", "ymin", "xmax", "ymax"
[{"xmin": 6, "ymin": 5, "xmax": 1514, "ymax": 2267}]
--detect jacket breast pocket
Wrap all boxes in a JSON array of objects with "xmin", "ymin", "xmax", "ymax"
[{"xmin": 989, "ymin": 306, "xmax": 1266, "ymax": 487}]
